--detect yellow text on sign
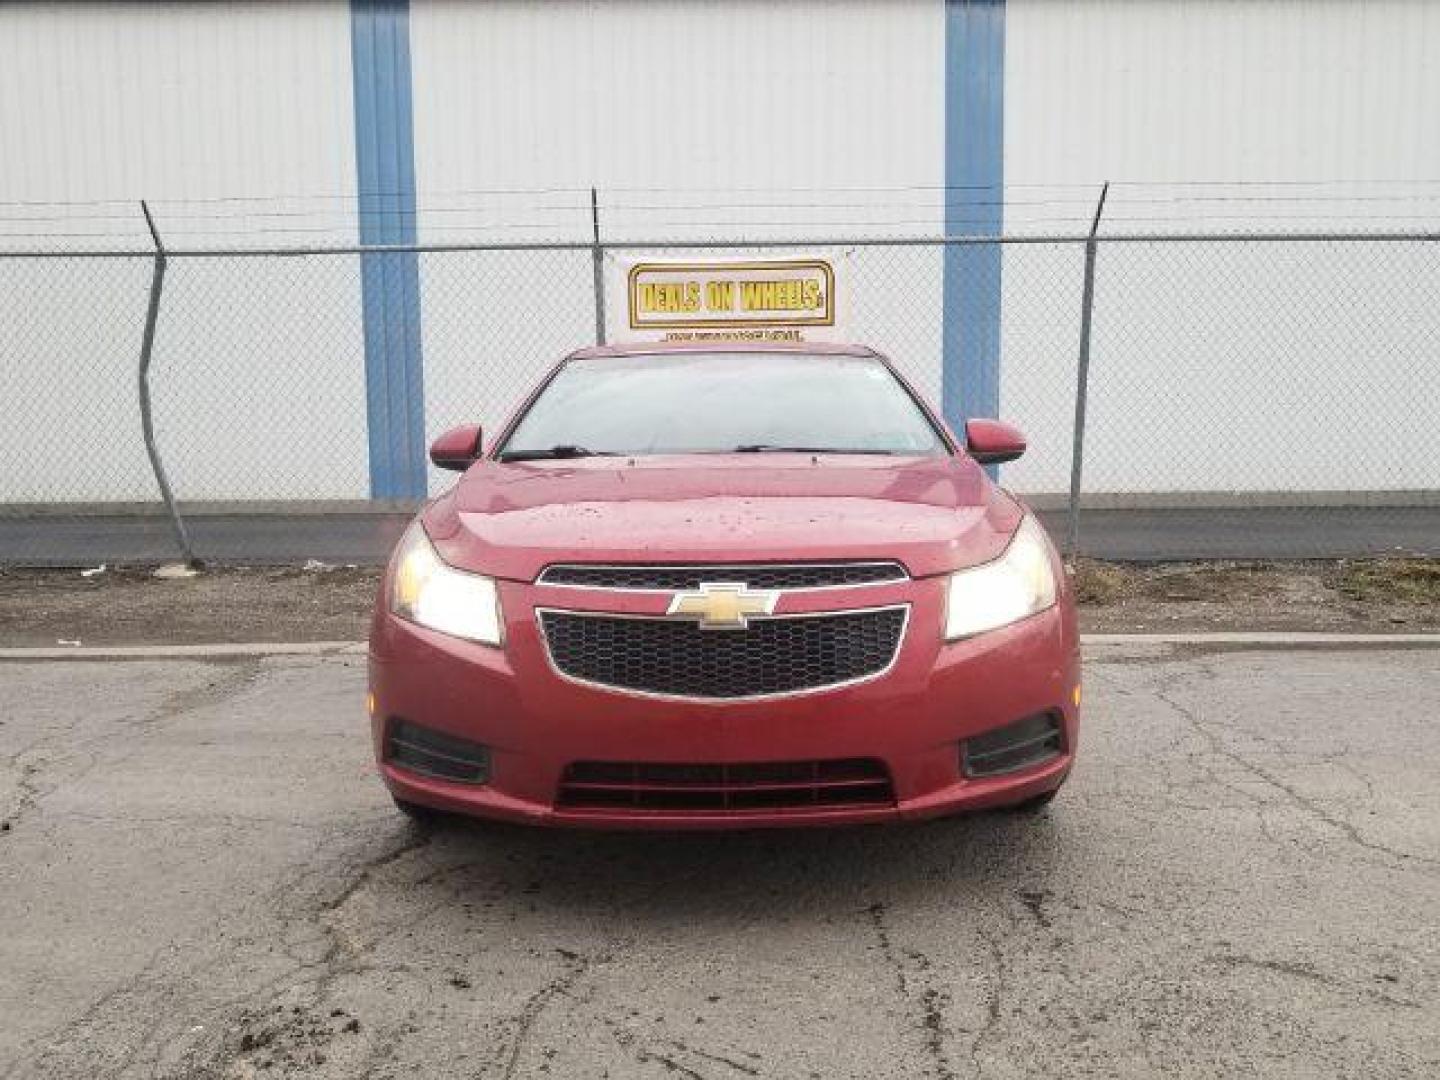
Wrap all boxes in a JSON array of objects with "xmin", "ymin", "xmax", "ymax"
[
  {"xmin": 740, "ymin": 279, "xmax": 824, "ymax": 313},
  {"xmin": 636, "ymin": 281, "xmax": 702, "ymax": 313},
  {"xmin": 636, "ymin": 277, "xmax": 825, "ymax": 315},
  {"xmin": 625, "ymin": 259, "xmax": 837, "ymax": 331}
]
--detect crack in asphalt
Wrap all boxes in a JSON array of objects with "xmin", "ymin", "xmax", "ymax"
[
  {"xmin": 1015, "ymin": 889, "xmax": 1052, "ymax": 930},
  {"xmin": 963, "ymin": 930, "xmax": 1006, "ymax": 1080},
  {"xmin": 1154, "ymin": 665, "xmax": 1440, "ymax": 875},
  {"xmin": 865, "ymin": 901, "xmax": 910, "ymax": 1000},
  {"xmin": 0, "ymin": 659, "xmax": 285, "ymax": 1076},
  {"xmin": 637, "ymin": 1048, "xmax": 709, "ymax": 1079},
  {"xmin": 150, "ymin": 657, "xmax": 266, "ymax": 724},
  {"xmin": 1, "ymin": 658, "xmax": 264, "ymax": 836},
  {"xmin": 74, "ymin": 822, "xmax": 408, "ymax": 1080},
  {"xmin": 495, "ymin": 947, "xmax": 593, "ymax": 1080},
  {"xmin": 318, "ymin": 824, "xmax": 433, "ymax": 917},
  {"xmin": 1208, "ymin": 952, "xmax": 1343, "ymax": 988},
  {"xmin": 865, "ymin": 902, "xmax": 958, "ymax": 1080},
  {"xmin": 1, "ymin": 755, "xmax": 45, "ymax": 831},
  {"xmin": 6, "ymin": 651, "xmax": 1438, "ymax": 1079},
  {"xmin": 1204, "ymin": 952, "xmax": 1425, "ymax": 1011},
  {"xmin": 272, "ymin": 825, "xmax": 438, "ymax": 1012},
  {"xmin": 46, "ymin": 809, "xmax": 359, "ymax": 830},
  {"xmin": 29, "ymin": 804, "xmax": 432, "ymax": 1080},
  {"xmin": 595, "ymin": 1009, "xmax": 766, "ymax": 1080},
  {"xmin": 156, "ymin": 822, "xmax": 436, "ymax": 1078},
  {"xmin": 662, "ymin": 1039, "xmax": 762, "ymax": 1077},
  {"xmin": 0, "ymin": 940, "xmax": 174, "ymax": 1080}
]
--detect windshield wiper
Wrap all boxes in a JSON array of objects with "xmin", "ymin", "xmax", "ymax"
[
  {"xmin": 497, "ymin": 445, "xmax": 621, "ymax": 463},
  {"xmin": 731, "ymin": 444, "xmax": 899, "ymax": 455}
]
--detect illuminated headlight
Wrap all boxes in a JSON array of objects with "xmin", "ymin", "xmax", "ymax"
[
  {"xmin": 389, "ymin": 522, "xmax": 503, "ymax": 645},
  {"xmin": 944, "ymin": 515, "xmax": 1058, "ymax": 640}
]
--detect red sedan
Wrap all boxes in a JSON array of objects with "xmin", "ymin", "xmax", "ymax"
[{"xmin": 368, "ymin": 343, "xmax": 1079, "ymax": 829}]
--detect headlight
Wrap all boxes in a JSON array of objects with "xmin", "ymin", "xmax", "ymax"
[
  {"xmin": 944, "ymin": 515, "xmax": 1058, "ymax": 640},
  {"xmin": 389, "ymin": 522, "xmax": 503, "ymax": 645}
]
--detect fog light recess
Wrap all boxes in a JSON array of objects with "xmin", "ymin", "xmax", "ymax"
[
  {"xmin": 962, "ymin": 712, "xmax": 1063, "ymax": 778},
  {"xmin": 385, "ymin": 718, "xmax": 491, "ymax": 784}
]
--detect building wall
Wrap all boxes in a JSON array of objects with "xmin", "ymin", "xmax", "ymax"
[
  {"xmin": 1007, "ymin": 0, "xmax": 1440, "ymax": 187},
  {"xmin": 1000, "ymin": 0, "xmax": 1440, "ymax": 495},
  {"xmin": 407, "ymin": 0, "xmax": 947, "ymax": 493},
  {"xmin": 0, "ymin": 1, "xmax": 366, "ymax": 504},
  {"xmin": 1, "ymin": 0, "xmax": 1438, "ymax": 505}
]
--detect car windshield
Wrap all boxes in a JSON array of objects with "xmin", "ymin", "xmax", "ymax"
[{"xmin": 498, "ymin": 352, "xmax": 948, "ymax": 459}]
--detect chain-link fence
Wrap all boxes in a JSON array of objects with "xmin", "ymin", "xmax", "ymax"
[{"xmin": 1, "ymin": 219, "xmax": 1437, "ymax": 565}]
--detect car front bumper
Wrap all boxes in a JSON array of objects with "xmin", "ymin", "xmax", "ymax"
[{"xmin": 368, "ymin": 575, "xmax": 1080, "ymax": 830}]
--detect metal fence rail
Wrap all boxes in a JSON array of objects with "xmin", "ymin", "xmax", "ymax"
[{"xmin": 1, "ymin": 201, "xmax": 1437, "ymax": 566}]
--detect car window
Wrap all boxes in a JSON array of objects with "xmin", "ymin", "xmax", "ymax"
[{"xmin": 498, "ymin": 352, "xmax": 948, "ymax": 458}]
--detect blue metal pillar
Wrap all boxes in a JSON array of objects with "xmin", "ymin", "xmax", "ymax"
[
  {"xmin": 942, "ymin": 0, "xmax": 1005, "ymax": 434},
  {"xmin": 351, "ymin": 0, "xmax": 426, "ymax": 499}
]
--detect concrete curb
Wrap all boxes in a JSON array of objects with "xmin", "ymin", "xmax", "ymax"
[
  {"xmin": 0, "ymin": 641, "xmax": 366, "ymax": 661},
  {"xmin": 2, "ymin": 633, "xmax": 1438, "ymax": 661},
  {"xmin": 1083, "ymin": 632, "xmax": 1440, "ymax": 647}
]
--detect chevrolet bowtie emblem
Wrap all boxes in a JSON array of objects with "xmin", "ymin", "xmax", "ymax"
[{"xmin": 667, "ymin": 582, "xmax": 780, "ymax": 629}]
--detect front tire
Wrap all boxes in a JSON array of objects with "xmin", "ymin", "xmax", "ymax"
[{"xmin": 392, "ymin": 795, "xmax": 447, "ymax": 827}]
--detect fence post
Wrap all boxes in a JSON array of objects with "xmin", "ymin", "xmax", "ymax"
[
  {"xmin": 1066, "ymin": 182, "xmax": 1109, "ymax": 557},
  {"xmin": 137, "ymin": 201, "xmax": 198, "ymax": 567},
  {"xmin": 590, "ymin": 187, "xmax": 607, "ymax": 345}
]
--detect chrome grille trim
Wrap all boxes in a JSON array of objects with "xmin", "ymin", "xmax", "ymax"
[
  {"xmin": 536, "ymin": 604, "xmax": 910, "ymax": 702},
  {"xmin": 535, "ymin": 561, "xmax": 909, "ymax": 592}
]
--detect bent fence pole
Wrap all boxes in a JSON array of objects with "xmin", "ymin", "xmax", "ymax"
[
  {"xmin": 1066, "ymin": 182, "xmax": 1109, "ymax": 557},
  {"xmin": 137, "ymin": 201, "xmax": 198, "ymax": 567}
]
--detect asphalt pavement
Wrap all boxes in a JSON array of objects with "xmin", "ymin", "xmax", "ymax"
[
  {"xmin": 2, "ymin": 644, "xmax": 1438, "ymax": 1078},
  {"xmin": 1, "ymin": 506, "xmax": 1436, "ymax": 567}
]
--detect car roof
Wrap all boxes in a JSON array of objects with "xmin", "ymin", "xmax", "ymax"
[{"xmin": 566, "ymin": 341, "xmax": 883, "ymax": 361}]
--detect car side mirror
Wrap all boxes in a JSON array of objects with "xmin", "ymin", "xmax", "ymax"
[
  {"xmin": 429, "ymin": 424, "xmax": 483, "ymax": 472},
  {"xmin": 964, "ymin": 419, "xmax": 1026, "ymax": 465}
]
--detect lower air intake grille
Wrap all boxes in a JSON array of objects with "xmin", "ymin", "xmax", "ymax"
[
  {"xmin": 962, "ymin": 712, "xmax": 1064, "ymax": 778},
  {"xmin": 557, "ymin": 758, "xmax": 894, "ymax": 812},
  {"xmin": 539, "ymin": 607, "xmax": 906, "ymax": 699},
  {"xmin": 385, "ymin": 719, "xmax": 490, "ymax": 784}
]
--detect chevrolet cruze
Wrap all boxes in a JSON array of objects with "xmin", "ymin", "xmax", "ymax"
[{"xmin": 369, "ymin": 342, "xmax": 1080, "ymax": 828}]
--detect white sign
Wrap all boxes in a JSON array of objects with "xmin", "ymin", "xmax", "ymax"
[{"xmin": 605, "ymin": 254, "xmax": 849, "ymax": 343}]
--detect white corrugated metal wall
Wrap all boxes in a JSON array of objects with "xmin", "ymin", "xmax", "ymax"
[
  {"xmin": 1, "ymin": 0, "xmax": 1438, "ymax": 504},
  {"xmin": 0, "ymin": 1, "xmax": 366, "ymax": 504},
  {"xmin": 1002, "ymin": 0, "xmax": 1440, "ymax": 495},
  {"xmin": 407, "ymin": 0, "xmax": 947, "ymax": 492},
  {"xmin": 1008, "ymin": 0, "xmax": 1440, "ymax": 185}
]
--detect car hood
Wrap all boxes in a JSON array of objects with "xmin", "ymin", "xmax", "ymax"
[{"xmin": 424, "ymin": 454, "xmax": 1022, "ymax": 582}]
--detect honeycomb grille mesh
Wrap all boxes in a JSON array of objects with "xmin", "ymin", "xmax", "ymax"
[
  {"xmin": 540, "ymin": 607, "xmax": 907, "ymax": 699},
  {"xmin": 537, "ymin": 562, "xmax": 907, "ymax": 591}
]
